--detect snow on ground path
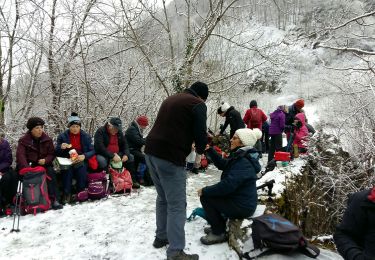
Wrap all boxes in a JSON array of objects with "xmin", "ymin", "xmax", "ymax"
[
  {"xmin": 0, "ymin": 167, "xmax": 238, "ymax": 260},
  {"xmin": 0, "ymin": 164, "xmax": 342, "ymax": 259}
]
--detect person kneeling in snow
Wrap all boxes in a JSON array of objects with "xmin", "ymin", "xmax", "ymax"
[{"xmin": 197, "ymin": 128, "xmax": 262, "ymax": 245}]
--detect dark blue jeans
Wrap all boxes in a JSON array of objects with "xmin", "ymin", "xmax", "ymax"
[{"xmin": 62, "ymin": 164, "xmax": 87, "ymax": 194}]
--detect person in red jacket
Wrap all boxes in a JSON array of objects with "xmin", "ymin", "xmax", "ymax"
[
  {"xmin": 243, "ymin": 100, "xmax": 267, "ymax": 153},
  {"xmin": 16, "ymin": 117, "xmax": 63, "ymax": 210}
]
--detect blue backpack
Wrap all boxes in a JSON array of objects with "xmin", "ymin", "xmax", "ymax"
[{"xmin": 244, "ymin": 213, "xmax": 320, "ymax": 259}]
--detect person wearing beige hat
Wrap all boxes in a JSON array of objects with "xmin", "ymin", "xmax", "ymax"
[{"xmin": 197, "ymin": 128, "xmax": 262, "ymax": 245}]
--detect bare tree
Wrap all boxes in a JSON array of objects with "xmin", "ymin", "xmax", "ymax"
[{"xmin": 0, "ymin": 0, "xmax": 20, "ymax": 128}]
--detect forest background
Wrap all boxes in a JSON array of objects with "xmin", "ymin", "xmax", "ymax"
[{"xmin": 1, "ymin": 0, "xmax": 375, "ymax": 240}]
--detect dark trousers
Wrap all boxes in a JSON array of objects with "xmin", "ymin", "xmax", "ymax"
[
  {"xmin": 262, "ymin": 132, "xmax": 269, "ymax": 153},
  {"xmin": 200, "ymin": 196, "xmax": 254, "ymax": 235},
  {"xmin": 0, "ymin": 169, "xmax": 17, "ymax": 208},
  {"xmin": 131, "ymin": 149, "xmax": 146, "ymax": 168},
  {"xmin": 45, "ymin": 166, "xmax": 60, "ymax": 202},
  {"xmin": 62, "ymin": 164, "xmax": 87, "ymax": 194},
  {"xmin": 268, "ymin": 134, "xmax": 283, "ymax": 162}
]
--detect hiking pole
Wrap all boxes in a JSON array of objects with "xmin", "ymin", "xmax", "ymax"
[
  {"xmin": 11, "ymin": 181, "xmax": 22, "ymax": 233},
  {"xmin": 15, "ymin": 182, "xmax": 23, "ymax": 231}
]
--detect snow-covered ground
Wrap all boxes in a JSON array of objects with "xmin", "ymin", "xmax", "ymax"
[{"xmin": 0, "ymin": 161, "xmax": 342, "ymax": 260}]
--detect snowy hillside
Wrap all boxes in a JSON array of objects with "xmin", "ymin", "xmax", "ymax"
[{"xmin": 0, "ymin": 162, "xmax": 343, "ymax": 260}]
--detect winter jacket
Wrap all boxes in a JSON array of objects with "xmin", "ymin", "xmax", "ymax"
[
  {"xmin": 16, "ymin": 132, "xmax": 55, "ymax": 169},
  {"xmin": 293, "ymin": 113, "xmax": 309, "ymax": 149},
  {"xmin": 285, "ymin": 104, "xmax": 300, "ymax": 130},
  {"xmin": 334, "ymin": 189, "xmax": 375, "ymax": 260},
  {"xmin": 94, "ymin": 124, "xmax": 130, "ymax": 159},
  {"xmin": 269, "ymin": 108, "xmax": 286, "ymax": 135},
  {"xmin": 243, "ymin": 107, "xmax": 267, "ymax": 130},
  {"xmin": 202, "ymin": 146, "xmax": 260, "ymax": 210},
  {"xmin": 125, "ymin": 121, "xmax": 145, "ymax": 152},
  {"xmin": 55, "ymin": 129, "xmax": 95, "ymax": 159},
  {"xmin": 145, "ymin": 89, "xmax": 208, "ymax": 166},
  {"xmin": 0, "ymin": 139, "xmax": 12, "ymax": 172},
  {"xmin": 220, "ymin": 106, "xmax": 246, "ymax": 138}
]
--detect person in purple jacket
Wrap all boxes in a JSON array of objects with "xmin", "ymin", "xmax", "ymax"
[
  {"xmin": 0, "ymin": 135, "xmax": 17, "ymax": 214},
  {"xmin": 268, "ymin": 105, "xmax": 288, "ymax": 162}
]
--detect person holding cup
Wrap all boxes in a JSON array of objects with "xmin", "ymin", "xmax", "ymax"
[{"xmin": 56, "ymin": 112, "xmax": 95, "ymax": 204}]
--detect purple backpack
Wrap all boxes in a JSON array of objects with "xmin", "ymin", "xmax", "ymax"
[{"xmin": 87, "ymin": 171, "xmax": 108, "ymax": 200}]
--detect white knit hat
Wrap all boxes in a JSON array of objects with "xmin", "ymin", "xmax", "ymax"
[
  {"xmin": 235, "ymin": 128, "xmax": 262, "ymax": 147},
  {"xmin": 221, "ymin": 102, "xmax": 230, "ymax": 112}
]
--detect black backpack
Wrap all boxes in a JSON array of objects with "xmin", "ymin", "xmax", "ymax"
[{"xmin": 243, "ymin": 213, "xmax": 320, "ymax": 259}]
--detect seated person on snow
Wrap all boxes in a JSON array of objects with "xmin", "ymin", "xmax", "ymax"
[
  {"xmin": 197, "ymin": 128, "xmax": 262, "ymax": 245},
  {"xmin": 94, "ymin": 117, "xmax": 140, "ymax": 188},
  {"xmin": 16, "ymin": 117, "xmax": 63, "ymax": 210},
  {"xmin": 125, "ymin": 115, "xmax": 152, "ymax": 186},
  {"xmin": 0, "ymin": 135, "xmax": 17, "ymax": 215},
  {"xmin": 334, "ymin": 187, "xmax": 375, "ymax": 260},
  {"xmin": 292, "ymin": 112, "xmax": 309, "ymax": 154},
  {"xmin": 217, "ymin": 102, "xmax": 245, "ymax": 139},
  {"xmin": 55, "ymin": 112, "xmax": 95, "ymax": 204}
]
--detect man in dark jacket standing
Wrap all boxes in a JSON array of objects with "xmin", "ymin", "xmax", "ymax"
[
  {"xmin": 94, "ymin": 117, "xmax": 140, "ymax": 188},
  {"xmin": 334, "ymin": 188, "xmax": 375, "ymax": 260},
  {"xmin": 217, "ymin": 102, "xmax": 245, "ymax": 138},
  {"xmin": 145, "ymin": 81, "xmax": 209, "ymax": 260}
]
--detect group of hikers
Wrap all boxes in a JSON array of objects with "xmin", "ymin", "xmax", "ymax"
[
  {"xmin": 0, "ymin": 80, "xmax": 373, "ymax": 260},
  {"xmin": 0, "ymin": 113, "xmax": 151, "ymax": 211},
  {"xmin": 217, "ymin": 97, "xmax": 312, "ymax": 162}
]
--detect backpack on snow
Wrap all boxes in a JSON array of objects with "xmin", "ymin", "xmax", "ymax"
[
  {"xmin": 243, "ymin": 213, "xmax": 320, "ymax": 259},
  {"xmin": 109, "ymin": 167, "xmax": 132, "ymax": 194},
  {"xmin": 87, "ymin": 171, "xmax": 108, "ymax": 200},
  {"xmin": 19, "ymin": 166, "xmax": 51, "ymax": 215}
]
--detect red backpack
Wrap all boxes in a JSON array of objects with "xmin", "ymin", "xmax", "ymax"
[
  {"xmin": 109, "ymin": 167, "xmax": 133, "ymax": 194},
  {"xmin": 19, "ymin": 166, "xmax": 51, "ymax": 215}
]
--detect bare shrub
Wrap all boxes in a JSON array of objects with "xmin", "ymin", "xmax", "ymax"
[{"xmin": 279, "ymin": 131, "xmax": 373, "ymax": 238}]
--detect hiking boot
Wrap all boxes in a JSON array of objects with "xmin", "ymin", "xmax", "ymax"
[
  {"xmin": 132, "ymin": 181, "xmax": 140, "ymax": 189},
  {"xmin": 51, "ymin": 201, "xmax": 63, "ymax": 210},
  {"xmin": 152, "ymin": 237, "xmax": 169, "ymax": 248},
  {"xmin": 200, "ymin": 232, "xmax": 227, "ymax": 245},
  {"xmin": 167, "ymin": 251, "xmax": 199, "ymax": 260},
  {"xmin": 203, "ymin": 227, "xmax": 212, "ymax": 234}
]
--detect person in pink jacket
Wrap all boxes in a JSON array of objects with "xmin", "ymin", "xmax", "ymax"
[{"xmin": 292, "ymin": 113, "xmax": 309, "ymax": 153}]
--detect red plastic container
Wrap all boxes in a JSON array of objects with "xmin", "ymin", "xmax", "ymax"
[{"xmin": 274, "ymin": 151, "xmax": 291, "ymax": 161}]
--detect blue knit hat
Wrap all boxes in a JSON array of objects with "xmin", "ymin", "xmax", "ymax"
[{"xmin": 68, "ymin": 112, "xmax": 81, "ymax": 127}]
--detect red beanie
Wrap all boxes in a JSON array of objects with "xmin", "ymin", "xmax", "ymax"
[
  {"xmin": 295, "ymin": 99, "xmax": 305, "ymax": 109},
  {"xmin": 136, "ymin": 115, "xmax": 149, "ymax": 127}
]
